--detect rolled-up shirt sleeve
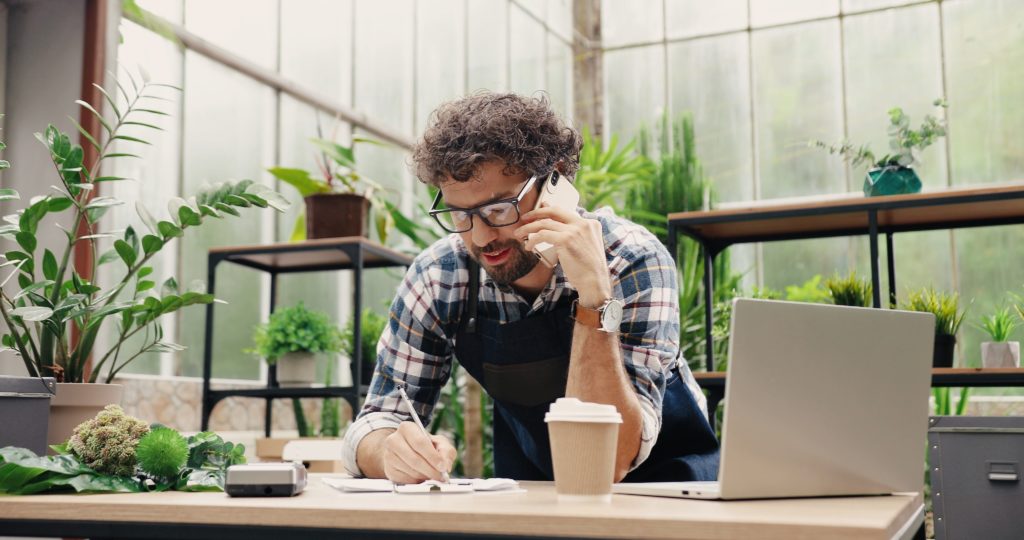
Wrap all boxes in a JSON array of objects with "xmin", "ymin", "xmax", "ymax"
[
  {"xmin": 611, "ymin": 238, "xmax": 685, "ymax": 471},
  {"xmin": 341, "ymin": 258, "xmax": 455, "ymax": 477}
]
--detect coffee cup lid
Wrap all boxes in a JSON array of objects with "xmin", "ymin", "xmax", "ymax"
[{"xmin": 544, "ymin": 398, "xmax": 622, "ymax": 424}]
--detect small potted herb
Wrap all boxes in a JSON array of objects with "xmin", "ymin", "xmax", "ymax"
[
  {"xmin": 824, "ymin": 271, "xmax": 873, "ymax": 307},
  {"xmin": 902, "ymin": 288, "xmax": 967, "ymax": 368},
  {"xmin": 340, "ymin": 308, "xmax": 389, "ymax": 386},
  {"xmin": 978, "ymin": 306, "xmax": 1019, "ymax": 368},
  {"xmin": 811, "ymin": 99, "xmax": 947, "ymax": 197},
  {"xmin": 249, "ymin": 303, "xmax": 344, "ymax": 387}
]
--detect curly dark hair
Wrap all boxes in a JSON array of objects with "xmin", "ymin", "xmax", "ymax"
[{"xmin": 411, "ymin": 92, "xmax": 582, "ymax": 187}]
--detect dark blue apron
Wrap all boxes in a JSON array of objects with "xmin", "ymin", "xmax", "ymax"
[{"xmin": 453, "ymin": 259, "xmax": 720, "ymax": 482}]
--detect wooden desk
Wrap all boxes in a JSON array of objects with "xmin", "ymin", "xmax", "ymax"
[{"xmin": 0, "ymin": 477, "xmax": 924, "ymax": 540}]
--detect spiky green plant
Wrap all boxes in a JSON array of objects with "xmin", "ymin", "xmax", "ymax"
[
  {"xmin": 978, "ymin": 306, "xmax": 1017, "ymax": 342},
  {"xmin": 574, "ymin": 127, "xmax": 653, "ymax": 211},
  {"xmin": 902, "ymin": 288, "xmax": 967, "ymax": 336},
  {"xmin": 136, "ymin": 426, "xmax": 189, "ymax": 479},
  {"xmin": 825, "ymin": 272, "xmax": 873, "ymax": 307}
]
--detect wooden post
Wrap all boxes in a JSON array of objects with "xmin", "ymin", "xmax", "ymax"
[
  {"xmin": 573, "ymin": 0, "xmax": 602, "ymax": 138},
  {"xmin": 462, "ymin": 371, "xmax": 483, "ymax": 478}
]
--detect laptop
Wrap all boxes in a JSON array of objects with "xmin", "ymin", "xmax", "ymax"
[{"xmin": 614, "ymin": 298, "xmax": 934, "ymax": 500}]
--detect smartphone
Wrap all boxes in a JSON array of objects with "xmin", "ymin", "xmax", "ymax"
[{"xmin": 532, "ymin": 171, "xmax": 580, "ymax": 267}]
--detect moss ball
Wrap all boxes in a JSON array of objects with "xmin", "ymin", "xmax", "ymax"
[{"xmin": 136, "ymin": 427, "xmax": 189, "ymax": 479}]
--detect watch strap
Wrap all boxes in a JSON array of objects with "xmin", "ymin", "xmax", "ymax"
[{"xmin": 571, "ymin": 299, "xmax": 603, "ymax": 329}]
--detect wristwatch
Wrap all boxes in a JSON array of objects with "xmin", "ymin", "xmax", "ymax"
[{"xmin": 572, "ymin": 298, "xmax": 624, "ymax": 333}]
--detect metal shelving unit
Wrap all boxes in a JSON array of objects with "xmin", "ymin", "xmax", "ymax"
[
  {"xmin": 667, "ymin": 181, "xmax": 1024, "ymax": 413},
  {"xmin": 199, "ymin": 237, "xmax": 414, "ymax": 435}
]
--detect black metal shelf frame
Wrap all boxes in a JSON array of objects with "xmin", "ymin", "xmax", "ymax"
[
  {"xmin": 668, "ymin": 188, "xmax": 1024, "ymax": 374},
  {"xmin": 200, "ymin": 240, "xmax": 413, "ymax": 435}
]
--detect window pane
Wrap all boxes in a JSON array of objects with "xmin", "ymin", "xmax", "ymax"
[
  {"xmin": 944, "ymin": 0, "xmax": 1024, "ymax": 185},
  {"xmin": 547, "ymin": 0, "xmax": 573, "ymax": 42},
  {"xmin": 601, "ymin": 0, "xmax": 663, "ymax": 48},
  {"xmin": 750, "ymin": 0, "xmax": 839, "ymax": 28},
  {"xmin": 510, "ymin": 4, "xmax": 545, "ymax": 95},
  {"xmin": 842, "ymin": 0, "xmax": 919, "ymax": 14},
  {"xmin": 468, "ymin": 0, "xmax": 508, "ymax": 92},
  {"xmin": 665, "ymin": 0, "xmax": 747, "ymax": 39},
  {"xmin": 669, "ymin": 33, "xmax": 753, "ymax": 203},
  {"xmin": 415, "ymin": 0, "xmax": 466, "ymax": 133},
  {"xmin": 546, "ymin": 34, "xmax": 573, "ymax": 118},
  {"xmin": 104, "ymin": 21, "xmax": 184, "ymax": 376},
  {"xmin": 280, "ymin": 0, "xmax": 353, "ymax": 105},
  {"xmin": 603, "ymin": 45, "xmax": 666, "ymax": 143},
  {"xmin": 184, "ymin": 0, "xmax": 277, "ymax": 70},
  {"xmin": 843, "ymin": 3, "xmax": 947, "ymax": 191},
  {"xmin": 752, "ymin": 20, "xmax": 845, "ymax": 199},
  {"xmin": 354, "ymin": 0, "xmax": 414, "ymax": 137},
  {"xmin": 179, "ymin": 52, "xmax": 277, "ymax": 379}
]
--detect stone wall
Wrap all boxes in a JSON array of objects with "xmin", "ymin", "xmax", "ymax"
[{"xmin": 116, "ymin": 374, "xmax": 354, "ymax": 433}]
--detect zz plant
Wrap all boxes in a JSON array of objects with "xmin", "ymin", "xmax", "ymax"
[{"xmin": 0, "ymin": 74, "xmax": 288, "ymax": 383}]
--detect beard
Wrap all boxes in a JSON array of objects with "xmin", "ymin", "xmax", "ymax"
[{"xmin": 470, "ymin": 239, "xmax": 539, "ymax": 286}]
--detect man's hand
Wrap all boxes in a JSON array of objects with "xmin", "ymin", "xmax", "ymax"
[
  {"xmin": 381, "ymin": 422, "xmax": 457, "ymax": 484},
  {"xmin": 516, "ymin": 204, "xmax": 612, "ymax": 307}
]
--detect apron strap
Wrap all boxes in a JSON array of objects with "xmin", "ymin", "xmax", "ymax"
[{"xmin": 466, "ymin": 257, "xmax": 479, "ymax": 334}]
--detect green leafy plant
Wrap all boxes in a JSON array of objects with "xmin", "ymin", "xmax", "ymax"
[
  {"xmin": 268, "ymin": 136, "xmax": 397, "ymax": 243},
  {"xmin": 0, "ymin": 409, "xmax": 245, "ymax": 494},
  {"xmin": 574, "ymin": 127, "xmax": 653, "ymax": 212},
  {"xmin": 339, "ymin": 307, "xmax": 389, "ymax": 382},
  {"xmin": 811, "ymin": 99, "xmax": 947, "ymax": 170},
  {"xmin": 978, "ymin": 306, "xmax": 1017, "ymax": 342},
  {"xmin": 0, "ymin": 75, "xmax": 288, "ymax": 383},
  {"xmin": 249, "ymin": 302, "xmax": 344, "ymax": 363},
  {"xmin": 825, "ymin": 271, "xmax": 873, "ymax": 307},
  {"xmin": 903, "ymin": 288, "xmax": 967, "ymax": 337},
  {"xmin": 783, "ymin": 275, "xmax": 832, "ymax": 304}
]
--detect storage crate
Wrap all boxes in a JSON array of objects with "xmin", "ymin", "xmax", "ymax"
[
  {"xmin": 928, "ymin": 416, "xmax": 1024, "ymax": 540},
  {"xmin": 0, "ymin": 376, "xmax": 56, "ymax": 455}
]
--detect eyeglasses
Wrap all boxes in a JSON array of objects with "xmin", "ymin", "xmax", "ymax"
[{"xmin": 429, "ymin": 174, "xmax": 540, "ymax": 233}]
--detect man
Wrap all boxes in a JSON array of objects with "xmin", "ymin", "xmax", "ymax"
[{"xmin": 341, "ymin": 92, "xmax": 719, "ymax": 483}]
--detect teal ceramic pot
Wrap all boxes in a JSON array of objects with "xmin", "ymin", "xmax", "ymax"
[{"xmin": 863, "ymin": 166, "xmax": 922, "ymax": 197}]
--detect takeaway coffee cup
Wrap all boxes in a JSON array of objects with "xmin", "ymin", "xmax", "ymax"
[{"xmin": 545, "ymin": 398, "xmax": 622, "ymax": 502}]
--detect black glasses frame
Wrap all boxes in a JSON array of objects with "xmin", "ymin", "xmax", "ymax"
[{"xmin": 428, "ymin": 173, "xmax": 542, "ymax": 233}]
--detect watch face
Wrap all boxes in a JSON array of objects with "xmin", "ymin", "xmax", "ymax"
[{"xmin": 601, "ymin": 299, "xmax": 624, "ymax": 332}]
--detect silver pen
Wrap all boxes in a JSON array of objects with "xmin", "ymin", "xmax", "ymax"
[{"xmin": 397, "ymin": 385, "xmax": 450, "ymax": 483}]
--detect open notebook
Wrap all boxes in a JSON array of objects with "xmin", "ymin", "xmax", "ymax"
[{"xmin": 323, "ymin": 477, "xmax": 519, "ymax": 494}]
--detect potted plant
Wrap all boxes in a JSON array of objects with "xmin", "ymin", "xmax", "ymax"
[
  {"xmin": 0, "ymin": 76, "xmax": 288, "ymax": 447},
  {"xmin": 903, "ymin": 288, "xmax": 967, "ymax": 368},
  {"xmin": 811, "ymin": 99, "xmax": 947, "ymax": 197},
  {"xmin": 978, "ymin": 306, "xmax": 1019, "ymax": 368},
  {"xmin": 339, "ymin": 307, "xmax": 389, "ymax": 386},
  {"xmin": 268, "ymin": 137, "xmax": 396, "ymax": 242},
  {"xmin": 249, "ymin": 302, "xmax": 344, "ymax": 387},
  {"xmin": 824, "ymin": 271, "xmax": 872, "ymax": 308}
]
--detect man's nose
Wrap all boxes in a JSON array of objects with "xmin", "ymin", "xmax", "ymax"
[{"xmin": 470, "ymin": 217, "xmax": 498, "ymax": 247}]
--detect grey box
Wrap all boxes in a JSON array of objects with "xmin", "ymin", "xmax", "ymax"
[
  {"xmin": 928, "ymin": 416, "xmax": 1024, "ymax": 540},
  {"xmin": 0, "ymin": 375, "xmax": 56, "ymax": 455}
]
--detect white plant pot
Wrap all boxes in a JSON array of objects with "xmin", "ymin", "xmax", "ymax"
[
  {"xmin": 981, "ymin": 342, "xmax": 1020, "ymax": 369},
  {"xmin": 48, "ymin": 382, "xmax": 125, "ymax": 449},
  {"xmin": 275, "ymin": 352, "xmax": 318, "ymax": 387}
]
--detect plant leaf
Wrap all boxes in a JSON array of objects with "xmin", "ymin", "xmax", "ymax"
[
  {"xmin": 11, "ymin": 306, "xmax": 53, "ymax": 321},
  {"xmin": 157, "ymin": 221, "xmax": 183, "ymax": 239},
  {"xmin": 0, "ymin": 189, "xmax": 19, "ymax": 201},
  {"xmin": 142, "ymin": 235, "xmax": 162, "ymax": 256},
  {"xmin": 114, "ymin": 239, "xmax": 137, "ymax": 268},
  {"xmin": 42, "ymin": 250, "xmax": 58, "ymax": 280}
]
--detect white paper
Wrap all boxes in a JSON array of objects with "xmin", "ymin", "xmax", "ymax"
[{"xmin": 322, "ymin": 477, "xmax": 519, "ymax": 494}]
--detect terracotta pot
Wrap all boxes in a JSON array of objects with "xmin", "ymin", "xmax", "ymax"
[
  {"xmin": 981, "ymin": 342, "xmax": 1020, "ymax": 368},
  {"xmin": 48, "ymin": 383, "xmax": 124, "ymax": 449},
  {"xmin": 275, "ymin": 352, "xmax": 317, "ymax": 387},
  {"xmin": 304, "ymin": 193, "xmax": 370, "ymax": 239}
]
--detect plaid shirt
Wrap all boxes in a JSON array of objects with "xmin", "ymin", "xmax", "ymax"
[{"xmin": 341, "ymin": 207, "xmax": 707, "ymax": 476}]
